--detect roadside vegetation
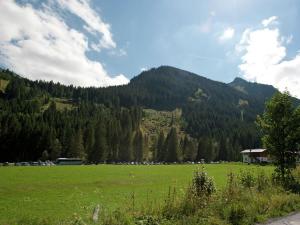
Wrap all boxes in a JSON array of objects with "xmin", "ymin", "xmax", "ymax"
[{"xmin": 257, "ymin": 91, "xmax": 300, "ymax": 189}]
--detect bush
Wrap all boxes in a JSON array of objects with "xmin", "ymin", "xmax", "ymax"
[
  {"xmin": 289, "ymin": 166, "xmax": 300, "ymax": 193},
  {"xmin": 189, "ymin": 167, "xmax": 216, "ymax": 198},
  {"xmin": 227, "ymin": 204, "xmax": 247, "ymax": 225},
  {"xmin": 239, "ymin": 170, "xmax": 256, "ymax": 189}
]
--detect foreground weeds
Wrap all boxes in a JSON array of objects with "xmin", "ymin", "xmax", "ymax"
[{"xmin": 16, "ymin": 167, "xmax": 300, "ymax": 225}]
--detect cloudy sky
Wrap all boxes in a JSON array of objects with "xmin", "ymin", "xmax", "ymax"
[{"xmin": 0, "ymin": 0, "xmax": 299, "ymax": 97}]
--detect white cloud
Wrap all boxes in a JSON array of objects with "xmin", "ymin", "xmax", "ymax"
[
  {"xmin": 261, "ymin": 16, "xmax": 278, "ymax": 27},
  {"xmin": 237, "ymin": 17, "xmax": 300, "ymax": 97},
  {"xmin": 219, "ymin": 27, "xmax": 235, "ymax": 41},
  {"xmin": 0, "ymin": 0, "xmax": 128, "ymax": 87},
  {"xmin": 57, "ymin": 0, "xmax": 116, "ymax": 51}
]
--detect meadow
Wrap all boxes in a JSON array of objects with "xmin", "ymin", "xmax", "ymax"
[{"xmin": 0, "ymin": 163, "xmax": 273, "ymax": 224}]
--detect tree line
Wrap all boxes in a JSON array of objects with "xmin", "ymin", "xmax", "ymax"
[{"xmin": 0, "ymin": 68, "xmax": 269, "ymax": 162}]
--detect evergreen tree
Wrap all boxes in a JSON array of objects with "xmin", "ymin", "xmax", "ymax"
[
  {"xmin": 49, "ymin": 138, "xmax": 62, "ymax": 160},
  {"xmin": 119, "ymin": 132, "xmax": 133, "ymax": 162},
  {"xmin": 109, "ymin": 120, "xmax": 121, "ymax": 162},
  {"xmin": 41, "ymin": 150, "xmax": 49, "ymax": 161},
  {"xmin": 181, "ymin": 136, "xmax": 196, "ymax": 161},
  {"xmin": 92, "ymin": 121, "xmax": 107, "ymax": 163},
  {"xmin": 156, "ymin": 131, "xmax": 165, "ymax": 162},
  {"xmin": 69, "ymin": 128, "xmax": 85, "ymax": 158},
  {"xmin": 196, "ymin": 138, "xmax": 205, "ymax": 162},
  {"xmin": 218, "ymin": 135, "xmax": 228, "ymax": 161},
  {"xmin": 133, "ymin": 128, "xmax": 144, "ymax": 162},
  {"xmin": 196, "ymin": 137, "xmax": 214, "ymax": 162},
  {"xmin": 165, "ymin": 127, "xmax": 179, "ymax": 162},
  {"xmin": 85, "ymin": 124, "xmax": 95, "ymax": 162}
]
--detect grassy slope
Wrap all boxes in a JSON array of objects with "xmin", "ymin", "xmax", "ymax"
[
  {"xmin": 0, "ymin": 164, "xmax": 272, "ymax": 223},
  {"xmin": 0, "ymin": 79, "xmax": 9, "ymax": 93},
  {"xmin": 41, "ymin": 98, "xmax": 76, "ymax": 112},
  {"xmin": 53, "ymin": 98, "xmax": 75, "ymax": 111},
  {"xmin": 141, "ymin": 108, "xmax": 190, "ymax": 150}
]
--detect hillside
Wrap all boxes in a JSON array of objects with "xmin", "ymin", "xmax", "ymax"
[{"xmin": 0, "ymin": 66, "xmax": 296, "ymax": 163}]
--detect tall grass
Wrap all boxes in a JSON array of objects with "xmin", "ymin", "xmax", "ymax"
[{"xmin": 12, "ymin": 167, "xmax": 300, "ymax": 225}]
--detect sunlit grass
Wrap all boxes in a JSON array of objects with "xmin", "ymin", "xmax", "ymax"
[{"xmin": 0, "ymin": 163, "xmax": 273, "ymax": 223}]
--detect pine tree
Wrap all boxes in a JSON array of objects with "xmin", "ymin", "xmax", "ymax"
[
  {"xmin": 165, "ymin": 127, "xmax": 179, "ymax": 162},
  {"xmin": 41, "ymin": 150, "xmax": 49, "ymax": 161},
  {"xmin": 106, "ymin": 119, "xmax": 121, "ymax": 162},
  {"xmin": 49, "ymin": 138, "xmax": 62, "ymax": 160},
  {"xmin": 183, "ymin": 137, "xmax": 196, "ymax": 161},
  {"xmin": 196, "ymin": 137, "xmax": 213, "ymax": 162},
  {"xmin": 93, "ymin": 121, "xmax": 107, "ymax": 163},
  {"xmin": 156, "ymin": 131, "xmax": 165, "ymax": 162},
  {"xmin": 119, "ymin": 131, "xmax": 133, "ymax": 162},
  {"xmin": 133, "ymin": 129, "xmax": 144, "ymax": 162},
  {"xmin": 218, "ymin": 135, "xmax": 228, "ymax": 161},
  {"xmin": 119, "ymin": 111, "xmax": 133, "ymax": 162},
  {"xmin": 85, "ymin": 124, "xmax": 95, "ymax": 162},
  {"xmin": 69, "ymin": 128, "xmax": 85, "ymax": 159},
  {"xmin": 196, "ymin": 138, "xmax": 205, "ymax": 162}
]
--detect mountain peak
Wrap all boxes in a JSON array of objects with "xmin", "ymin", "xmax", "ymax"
[{"xmin": 230, "ymin": 77, "xmax": 249, "ymax": 85}]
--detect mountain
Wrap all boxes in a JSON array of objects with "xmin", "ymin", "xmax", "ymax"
[
  {"xmin": 94, "ymin": 66, "xmax": 277, "ymax": 118},
  {"xmin": 0, "ymin": 66, "xmax": 294, "ymax": 163},
  {"xmin": 229, "ymin": 77, "xmax": 277, "ymax": 102}
]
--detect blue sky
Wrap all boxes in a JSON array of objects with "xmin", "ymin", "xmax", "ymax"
[{"xmin": 0, "ymin": 0, "xmax": 300, "ymax": 96}]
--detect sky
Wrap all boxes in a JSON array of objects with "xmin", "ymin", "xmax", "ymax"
[{"xmin": 0, "ymin": 0, "xmax": 300, "ymax": 97}]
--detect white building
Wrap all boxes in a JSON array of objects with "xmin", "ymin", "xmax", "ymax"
[{"xmin": 241, "ymin": 149, "xmax": 269, "ymax": 163}]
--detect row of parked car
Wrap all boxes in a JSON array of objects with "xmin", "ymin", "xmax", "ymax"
[{"xmin": 1, "ymin": 160, "xmax": 56, "ymax": 166}]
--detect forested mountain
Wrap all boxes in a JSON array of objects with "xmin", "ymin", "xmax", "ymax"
[{"xmin": 0, "ymin": 66, "xmax": 292, "ymax": 163}]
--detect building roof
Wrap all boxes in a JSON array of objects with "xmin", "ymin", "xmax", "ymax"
[
  {"xmin": 57, "ymin": 158, "xmax": 82, "ymax": 161},
  {"xmin": 241, "ymin": 149, "xmax": 266, "ymax": 154}
]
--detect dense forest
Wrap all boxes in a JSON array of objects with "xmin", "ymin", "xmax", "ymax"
[{"xmin": 1, "ymin": 66, "xmax": 292, "ymax": 163}]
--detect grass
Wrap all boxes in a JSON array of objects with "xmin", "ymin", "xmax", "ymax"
[
  {"xmin": 141, "ymin": 108, "xmax": 191, "ymax": 152},
  {"xmin": 0, "ymin": 163, "xmax": 273, "ymax": 224},
  {"xmin": 53, "ymin": 98, "xmax": 76, "ymax": 111},
  {"xmin": 0, "ymin": 79, "xmax": 9, "ymax": 93},
  {"xmin": 41, "ymin": 98, "xmax": 76, "ymax": 112}
]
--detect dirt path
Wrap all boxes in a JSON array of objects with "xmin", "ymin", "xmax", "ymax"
[{"xmin": 260, "ymin": 212, "xmax": 300, "ymax": 225}]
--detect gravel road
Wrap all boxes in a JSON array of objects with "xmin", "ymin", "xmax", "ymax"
[{"xmin": 261, "ymin": 213, "xmax": 300, "ymax": 225}]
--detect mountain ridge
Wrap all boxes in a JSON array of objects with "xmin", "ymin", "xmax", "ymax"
[{"xmin": 0, "ymin": 65, "xmax": 297, "ymax": 162}]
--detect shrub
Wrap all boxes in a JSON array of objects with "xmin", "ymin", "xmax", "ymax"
[
  {"xmin": 227, "ymin": 204, "xmax": 247, "ymax": 225},
  {"xmin": 239, "ymin": 170, "xmax": 256, "ymax": 189},
  {"xmin": 189, "ymin": 167, "xmax": 216, "ymax": 198},
  {"xmin": 289, "ymin": 166, "xmax": 300, "ymax": 193}
]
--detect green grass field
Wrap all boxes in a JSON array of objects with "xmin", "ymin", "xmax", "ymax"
[{"xmin": 0, "ymin": 164, "xmax": 273, "ymax": 224}]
